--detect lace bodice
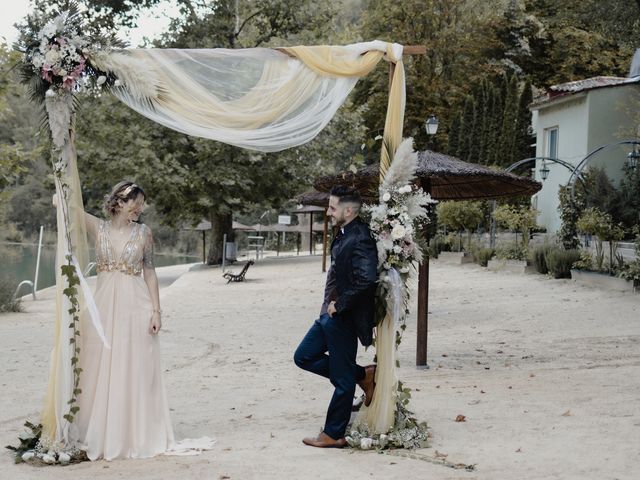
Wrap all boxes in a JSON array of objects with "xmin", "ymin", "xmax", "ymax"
[{"xmin": 96, "ymin": 220, "xmax": 154, "ymax": 276}]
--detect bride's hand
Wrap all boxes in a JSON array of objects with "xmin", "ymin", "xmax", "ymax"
[{"xmin": 149, "ymin": 311, "xmax": 162, "ymax": 334}]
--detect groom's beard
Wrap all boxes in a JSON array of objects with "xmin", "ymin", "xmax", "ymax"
[{"xmin": 330, "ymin": 216, "xmax": 345, "ymax": 228}]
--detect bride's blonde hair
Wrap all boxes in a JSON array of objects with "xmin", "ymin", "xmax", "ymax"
[{"xmin": 103, "ymin": 181, "xmax": 146, "ymax": 217}]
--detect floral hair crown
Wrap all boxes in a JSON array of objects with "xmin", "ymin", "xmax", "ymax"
[{"xmin": 119, "ymin": 184, "xmax": 137, "ymax": 197}]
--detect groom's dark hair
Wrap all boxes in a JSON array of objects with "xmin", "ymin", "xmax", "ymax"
[{"xmin": 330, "ymin": 185, "xmax": 362, "ymax": 207}]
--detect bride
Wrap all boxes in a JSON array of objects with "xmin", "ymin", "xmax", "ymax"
[{"xmin": 57, "ymin": 180, "xmax": 175, "ymax": 460}]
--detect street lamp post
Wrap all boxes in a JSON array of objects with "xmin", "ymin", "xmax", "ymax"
[
  {"xmin": 567, "ymin": 140, "xmax": 640, "ymax": 195},
  {"xmin": 417, "ymin": 115, "xmax": 439, "ymax": 368},
  {"xmin": 627, "ymin": 143, "xmax": 640, "ymax": 170},
  {"xmin": 424, "ymin": 115, "xmax": 439, "ymax": 136}
]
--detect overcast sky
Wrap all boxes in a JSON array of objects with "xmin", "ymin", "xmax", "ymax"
[{"xmin": 0, "ymin": 0, "xmax": 179, "ymax": 47}]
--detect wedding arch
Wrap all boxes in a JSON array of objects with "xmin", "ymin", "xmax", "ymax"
[{"xmin": 23, "ymin": 9, "xmax": 430, "ymax": 451}]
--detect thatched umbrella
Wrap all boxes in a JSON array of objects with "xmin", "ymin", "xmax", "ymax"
[
  {"xmin": 313, "ymin": 150, "xmax": 541, "ymax": 200},
  {"xmin": 309, "ymin": 150, "xmax": 542, "ymax": 367}
]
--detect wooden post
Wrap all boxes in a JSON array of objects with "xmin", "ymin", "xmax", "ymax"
[
  {"xmin": 309, "ymin": 212, "xmax": 313, "ymax": 255},
  {"xmin": 416, "ymin": 179, "xmax": 432, "ymax": 367},
  {"xmin": 322, "ymin": 208, "xmax": 328, "ymax": 272},
  {"xmin": 416, "ymin": 245, "xmax": 429, "ymax": 367},
  {"xmin": 202, "ymin": 230, "xmax": 206, "ymax": 264}
]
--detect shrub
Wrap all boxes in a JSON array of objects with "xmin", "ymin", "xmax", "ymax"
[
  {"xmin": 531, "ymin": 244, "xmax": 553, "ymax": 274},
  {"xmin": 444, "ymin": 232, "xmax": 464, "ymax": 252},
  {"xmin": 472, "ymin": 247, "xmax": 495, "ymax": 267},
  {"xmin": 495, "ymin": 243, "xmax": 528, "ymax": 261},
  {"xmin": 546, "ymin": 248, "xmax": 581, "ymax": 279},
  {"xmin": 0, "ymin": 277, "xmax": 22, "ymax": 313},
  {"xmin": 572, "ymin": 250, "xmax": 593, "ymax": 271},
  {"xmin": 428, "ymin": 234, "xmax": 451, "ymax": 258}
]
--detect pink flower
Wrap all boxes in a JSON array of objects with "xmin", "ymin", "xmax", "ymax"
[
  {"xmin": 62, "ymin": 76, "xmax": 76, "ymax": 89},
  {"xmin": 41, "ymin": 68, "xmax": 53, "ymax": 83},
  {"xmin": 403, "ymin": 241, "xmax": 415, "ymax": 254}
]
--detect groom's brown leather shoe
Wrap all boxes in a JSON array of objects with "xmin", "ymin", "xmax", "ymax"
[
  {"xmin": 357, "ymin": 364, "xmax": 377, "ymax": 407},
  {"xmin": 302, "ymin": 431, "xmax": 347, "ymax": 448}
]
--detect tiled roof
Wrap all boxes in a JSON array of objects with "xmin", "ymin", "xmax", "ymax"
[
  {"xmin": 531, "ymin": 75, "xmax": 640, "ymax": 108},
  {"xmin": 550, "ymin": 76, "xmax": 639, "ymax": 93}
]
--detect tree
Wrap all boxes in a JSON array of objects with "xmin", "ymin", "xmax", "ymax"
[
  {"xmin": 493, "ymin": 203, "xmax": 538, "ymax": 250},
  {"xmin": 436, "ymin": 200, "xmax": 484, "ymax": 250},
  {"xmin": 576, "ymin": 207, "xmax": 624, "ymax": 272},
  {"xmin": 354, "ymin": 0, "xmax": 505, "ymax": 153},
  {"xmin": 492, "ymin": 0, "xmax": 637, "ymax": 87}
]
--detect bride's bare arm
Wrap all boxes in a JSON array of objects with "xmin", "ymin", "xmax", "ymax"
[
  {"xmin": 52, "ymin": 193, "xmax": 101, "ymax": 239},
  {"xmin": 142, "ymin": 227, "xmax": 162, "ymax": 334},
  {"xmin": 83, "ymin": 212, "xmax": 100, "ymax": 239}
]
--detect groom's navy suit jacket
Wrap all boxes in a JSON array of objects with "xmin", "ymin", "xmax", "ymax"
[{"xmin": 321, "ymin": 217, "xmax": 378, "ymax": 347}]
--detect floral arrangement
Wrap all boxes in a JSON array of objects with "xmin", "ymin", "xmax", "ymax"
[
  {"xmin": 347, "ymin": 138, "xmax": 435, "ymax": 451},
  {"xmin": 366, "ymin": 139, "xmax": 435, "ymax": 341},
  {"xmin": 30, "ymin": 13, "xmax": 88, "ymax": 93},
  {"xmin": 346, "ymin": 382, "xmax": 429, "ymax": 450},
  {"xmin": 16, "ymin": 3, "xmax": 120, "ymax": 102},
  {"xmin": 6, "ymin": 422, "xmax": 87, "ymax": 465}
]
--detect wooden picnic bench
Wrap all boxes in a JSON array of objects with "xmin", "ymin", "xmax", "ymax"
[{"xmin": 222, "ymin": 260, "xmax": 254, "ymax": 283}]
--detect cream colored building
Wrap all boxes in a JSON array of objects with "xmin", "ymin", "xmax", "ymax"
[{"xmin": 530, "ymin": 76, "xmax": 640, "ymax": 233}]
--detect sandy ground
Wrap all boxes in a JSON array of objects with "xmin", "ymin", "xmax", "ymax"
[{"xmin": 1, "ymin": 256, "xmax": 639, "ymax": 480}]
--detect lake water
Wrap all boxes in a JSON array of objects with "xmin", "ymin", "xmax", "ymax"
[{"xmin": 0, "ymin": 243, "xmax": 200, "ymax": 293}]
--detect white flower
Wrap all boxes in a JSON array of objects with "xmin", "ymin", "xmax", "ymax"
[
  {"xmin": 58, "ymin": 452, "xmax": 71, "ymax": 464},
  {"xmin": 381, "ymin": 237, "xmax": 394, "ymax": 251},
  {"xmin": 399, "ymin": 185, "xmax": 412, "ymax": 194},
  {"xmin": 96, "ymin": 75, "xmax": 107, "ymax": 85},
  {"xmin": 382, "ymin": 192, "xmax": 391, "ymax": 202},
  {"xmin": 32, "ymin": 53, "xmax": 44, "ymax": 68},
  {"xmin": 42, "ymin": 454, "xmax": 56, "ymax": 464},
  {"xmin": 391, "ymin": 224, "xmax": 406, "ymax": 240},
  {"xmin": 378, "ymin": 434, "xmax": 389, "ymax": 448},
  {"xmin": 45, "ymin": 89, "xmax": 57, "ymax": 97},
  {"xmin": 374, "ymin": 134, "xmax": 383, "ymax": 140},
  {"xmin": 399, "ymin": 266, "xmax": 410, "ymax": 273},
  {"xmin": 41, "ymin": 23, "xmax": 57, "ymax": 39},
  {"xmin": 21, "ymin": 451, "xmax": 35, "ymax": 461},
  {"xmin": 393, "ymin": 245, "xmax": 402, "ymax": 254},
  {"xmin": 44, "ymin": 49, "xmax": 61, "ymax": 65},
  {"xmin": 360, "ymin": 438, "xmax": 374, "ymax": 450},
  {"xmin": 114, "ymin": 79, "xmax": 123, "ymax": 87}
]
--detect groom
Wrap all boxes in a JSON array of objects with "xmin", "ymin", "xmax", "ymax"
[{"xmin": 294, "ymin": 185, "xmax": 378, "ymax": 448}]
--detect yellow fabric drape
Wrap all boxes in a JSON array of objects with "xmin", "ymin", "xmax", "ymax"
[
  {"xmin": 353, "ymin": 309, "xmax": 397, "ymax": 433},
  {"xmin": 41, "ymin": 94, "xmax": 89, "ymax": 442},
  {"xmin": 281, "ymin": 45, "xmax": 384, "ymax": 78},
  {"xmin": 380, "ymin": 44, "xmax": 405, "ymax": 181},
  {"xmin": 284, "ymin": 43, "xmax": 405, "ymax": 182}
]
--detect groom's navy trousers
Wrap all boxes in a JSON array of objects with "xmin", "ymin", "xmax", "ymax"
[{"xmin": 294, "ymin": 313, "xmax": 366, "ymax": 440}]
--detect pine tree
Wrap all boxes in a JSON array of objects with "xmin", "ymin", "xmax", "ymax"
[
  {"xmin": 447, "ymin": 112, "xmax": 461, "ymax": 157},
  {"xmin": 515, "ymin": 79, "xmax": 534, "ymax": 161},
  {"xmin": 488, "ymin": 79, "xmax": 504, "ymax": 165},
  {"xmin": 458, "ymin": 96, "xmax": 475, "ymax": 162}
]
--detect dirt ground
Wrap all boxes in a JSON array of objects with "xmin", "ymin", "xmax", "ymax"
[{"xmin": 1, "ymin": 256, "xmax": 639, "ymax": 480}]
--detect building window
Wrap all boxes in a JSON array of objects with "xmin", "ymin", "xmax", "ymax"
[{"xmin": 546, "ymin": 127, "xmax": 558, "ymax": 160}]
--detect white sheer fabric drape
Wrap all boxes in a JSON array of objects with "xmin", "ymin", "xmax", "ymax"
[{"xmin": 91, "ymin": 47, "xmax": 363, "ymax": 151}]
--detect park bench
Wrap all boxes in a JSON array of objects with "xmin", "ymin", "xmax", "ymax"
[{"xmin": 222, "ymin": 260, "xmax": 254, "ymax": 284}]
